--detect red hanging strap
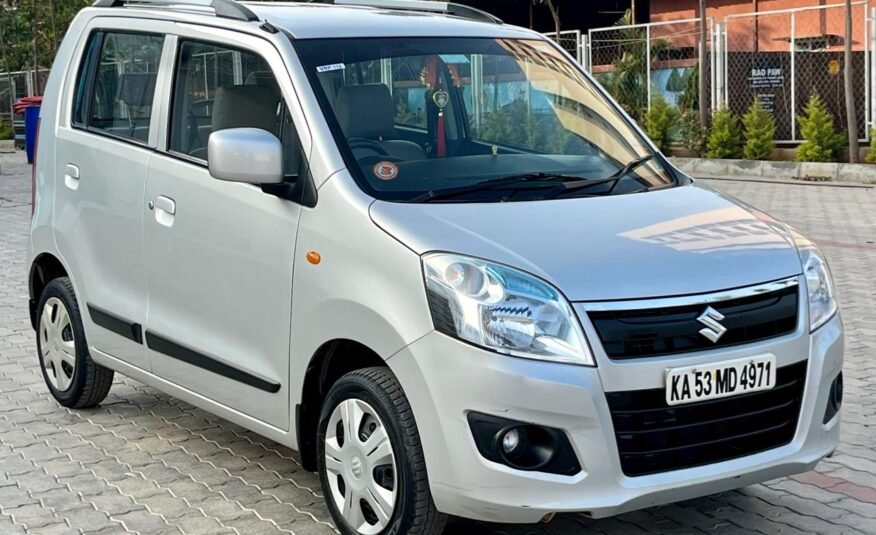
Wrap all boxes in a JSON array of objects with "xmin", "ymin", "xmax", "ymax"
[
  {"xmin": 436, "ymin": 113, "xmax": 447, "ymax": 158},
  {"xmin": 424, "ymin": 55, "xmax": 448, "ymax": 158}
]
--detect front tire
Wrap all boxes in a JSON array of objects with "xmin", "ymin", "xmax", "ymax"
[
  {"xmin": 36, "ymin": 277, "xmax": 114, "ymax": 408},
  {"xmin": 317, "ymin": 367, "xmax": 446, "ymax": 535}
]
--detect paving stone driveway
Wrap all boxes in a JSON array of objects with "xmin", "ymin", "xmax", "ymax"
[{"xmin": 1, "ymin": 153, "xmax": 875, "ymax": 535}]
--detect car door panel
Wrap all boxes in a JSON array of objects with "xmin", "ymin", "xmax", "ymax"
[
  {"xmin": 143, "ymin": 35, "xmax": 305, "ymax": 430},
  {"xmin": 53, "ymin": 23, "xmax": 170, "ymax": 371},
  {"xmin": 143, "ymin": 155, "xmax": 300, "ymax": 428},
  {"xmin": 54, "ymin": 129, "xmax": 152, "ymax": 368}
]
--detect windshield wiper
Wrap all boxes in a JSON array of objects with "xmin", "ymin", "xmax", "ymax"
[
  {"xmin": 543, "ymin": 155, "xmax": 655, "ymax": 199},
  {"xmin": 407, "ymin": 173, "xmax": 585, "ymax": 203}
]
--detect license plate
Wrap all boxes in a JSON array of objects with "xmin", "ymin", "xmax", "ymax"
[{"xmin": 666, "ymin": 355, "xmax": 777, "ymax": 406}]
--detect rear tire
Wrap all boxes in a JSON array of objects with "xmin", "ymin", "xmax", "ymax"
[
  {"xmin": 317, "ymin": 367, "xmax": 446, "ymax": 535},
  {"xmin": 36, "ymin": 277, "xmax": 114, "ymax": 408}
]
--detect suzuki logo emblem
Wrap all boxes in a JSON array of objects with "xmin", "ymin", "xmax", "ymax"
[{"xmin": 697, "ymin": 306, "xmax": 727, "ymax": 343}]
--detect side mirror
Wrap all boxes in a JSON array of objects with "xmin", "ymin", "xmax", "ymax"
[{"xmin": 208, "ymin": 128, "xmax": 284, "ymax": 185}]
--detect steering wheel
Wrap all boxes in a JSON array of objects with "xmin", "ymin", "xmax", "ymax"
[
  {"xmin": 348, "ymin": 137, "xmax": 389, "ymax": 156},
  {"xmin": 190, "ymin": 99, "xmax": 213, "ymax": 115}
]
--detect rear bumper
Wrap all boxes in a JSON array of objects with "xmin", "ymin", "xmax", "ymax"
[{"xmin": 388, "ymin": 312, "xmax": 843, "ymax": 524}]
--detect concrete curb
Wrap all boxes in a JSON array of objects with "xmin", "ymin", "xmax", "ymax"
[
  {"xmin": 671, "ymin": 157, "xmax": 876, "ymax": 185},
  {"xmin": 696, "ymin": 174, "xmax": 875, "ymax": 189}
]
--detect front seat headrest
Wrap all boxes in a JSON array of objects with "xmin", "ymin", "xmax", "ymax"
[
  {"xmin": 212, "ymin": 85, "xmax": 280, "ymax": 135},
  {"xmin": 335, "ymin": 84, "xmax": 394, "ymax": 139},
  {"xmin": 245, "ymin": 71, "xmax": 281, "ymax": 92}
]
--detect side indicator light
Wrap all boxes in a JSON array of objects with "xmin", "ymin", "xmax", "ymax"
[{"xmin": 306, "ymin": 251, "xmax": 321, "ymax": 265}]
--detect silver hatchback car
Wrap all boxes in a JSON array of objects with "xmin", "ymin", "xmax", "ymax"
[{"xmin": 28, "ymin": 1, "xmax": 843, "ymax": 533}]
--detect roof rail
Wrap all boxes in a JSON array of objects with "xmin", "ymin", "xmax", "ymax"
[
  {"xmin": 92, "ymin": 0, "xmax": 260, "ymax": 22},
  {"xmin": 314, "ymin": 0, "xmax": 502, "ymax": 24}
]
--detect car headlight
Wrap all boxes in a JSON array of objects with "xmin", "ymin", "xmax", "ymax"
[
  {"xmin": 800, "ymin": 245, "xmax": 837, "ymax": 331},
  {"xmin": 790, "ymin": 227, "xmax": 838, "ymax": 331},
  {"xmin": 422, "ymin": 253, "xmax": 594, "ymax": 366}
]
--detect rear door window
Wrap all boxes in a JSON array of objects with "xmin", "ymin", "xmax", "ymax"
[{"xmin": 81, "ymin": 31, "xmax": 165, "ymax": 143}]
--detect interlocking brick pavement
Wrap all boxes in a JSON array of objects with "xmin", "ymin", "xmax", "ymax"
[{"xmin": 1, "ymin": 154, "xmax": 875, "ymax": 534}]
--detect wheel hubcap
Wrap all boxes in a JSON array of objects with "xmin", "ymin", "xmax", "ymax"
[
  {"xmin": 325, "ymin": 399, "xmax": 397, "ymax": 534},
  {"xmin": 39, "ymin": 297, "xmax": 76, "ymax": 392},
  {"xmin": 350, "ymin": 457, "xmax": 364, "ymax": 479}
]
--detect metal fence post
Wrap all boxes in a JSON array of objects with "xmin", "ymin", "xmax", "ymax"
[
  {"xmin": 25, "ymin": 70, "xmax": 33, "ymax": 98},
  {"xmin": 710, "ymin": 18, "xmax": 717, "ymax": 113},
  {"xmin": 723, "ymin": 22, "xmax": 729, "ymax": 109},
  {"xmin": 645, "ymin": 24, "xmax": 651, "ymax": 111},
  {"xmin": 790, "ymin": 12, "xmax": 796, "ymax": 142},
  {"xmin": 865, "ymin": 5, "xmax": 871, "ymax": 142},
  {"xmin": 586, "ymin": 31, "xmax": 593, "ymax": 74},
  {"xmin": 870, "ymin": 7, "xmax": 876, "ymax": 140},
  {"xmin": 581, "ymin": 34, "xmax": 589, "ymax": 71},
  {"xmin": 715, "ymin": 22, "xmax": 721, "ymax": 110},
  {"xmin": 471, "ymin": 54, "xmax": 484, "ymax": 132},
  {"xmin": 380, "ymin": 58, "xmax": 393, "ymax": 95}
]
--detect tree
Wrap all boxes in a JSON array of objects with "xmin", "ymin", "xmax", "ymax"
[
  {"xmin": 0, "ymin": 15, "xmax": 14, "ymax": 124},
  {"xmin": 677, "ymin": 65, "xmax": 699, "ymax": 113},
  {"xmin": 665, "ymin": 69, "xmax": 685, "ymax": 92},
  {"xmin": 678, "ymin": 110, "xmax": 708, "ymax": 156},
  {"xmin": 677, "ymin": 66, "xmax": 706, "ymax": 156},
  {"xmin": 601, "ymin": 9, "xmax": 668, "ymax": 124},
  {"xmin": 0, "ymin": 1, "xmax": 92, "ymax": 82},
  {"xmin": 742, "ymin": 97, "xmax": 776, "ymax": 160},
  {"xmin": 797, "ymin": 93, "xmax": 844, "ymax": 162},
  {"xmin": 532, "ymin": 0, "xmax": 561, "ymax": 39},
  {"xmin": 844, "ymin": 0, "xmax": 859, "ymax": 163},
  {"xmin": 706, "ymin": 107, "xmax": 742, "ymax": 159}
]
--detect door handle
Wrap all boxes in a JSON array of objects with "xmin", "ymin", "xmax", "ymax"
[
  {"xmin": 153, "ymin": 195, "xmax": 176, "ymax": 227},
  {"xmin": 64, "ymin": 164, "xmax": 80, "ymax": 190},
  {"xmin": 155, "ymin": 195, "xmax": 176, "ymax": 215}
]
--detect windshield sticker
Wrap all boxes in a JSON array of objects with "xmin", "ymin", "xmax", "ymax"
[
  {"xmin": 373, "ymin": 161, "xmax": 399, "ymax": 181},
  {"xmin": 317, "ymin": 63, "xmax": 346, "ymax": 73}
]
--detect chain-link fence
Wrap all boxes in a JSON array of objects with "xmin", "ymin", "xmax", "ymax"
[
  {"xmin": 0, "ymin": 69, "xmax": 49, "ymax": 145},
  {"xmin": 720, "ymin": 1, "xmax": 870, "ymax": 142},
  {"xmin": 586, "ymin": 17, "xmax": 713, "ymax": 125},
  {"xmin": 0, "ymin": 70, "xmax": 42, "ymax": 121},
  {"xmin": 543, "ymin": 30, "xmax": 586, "ymax": 67},
  {"xmin": 575, "ymin": 3, "xmax": 873, "ymax": 146}
]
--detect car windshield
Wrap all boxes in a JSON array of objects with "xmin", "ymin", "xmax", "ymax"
[{"xmin": 294, "ymin": 37, "xmax": 677, "ymax": 203}]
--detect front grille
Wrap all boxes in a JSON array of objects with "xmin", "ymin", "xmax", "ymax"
[
  {"xmin": 588, "ymin": 283, "xmax": 798, "ymax": 360},
  {"xmin": 606, "ymin": 360, "xmax": 807, "ymax": 477}
]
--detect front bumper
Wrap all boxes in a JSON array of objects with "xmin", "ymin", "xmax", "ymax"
[{"xmin": 387, "ymin": 312, "xmax": 843, "ymax": 524}]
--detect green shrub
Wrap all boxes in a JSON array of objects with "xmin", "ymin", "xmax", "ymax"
[
  {"xmin": 742, "ymin": 97, "xmax": 776, "ymax": 160},
  {"xmin": 0, "ymin": 121, "xmax": 13, "ymax": 141},
  {"xmin": 677, "ymin": 65, "xmax": 699, "ymax": 114},
  {"xmin": 796, "ymin": 93, "xmax": 844, "ymax": 162},
  {"xmin": 476, "ymin": 98, "xmax": 585, "ymax": 154},
  {"xmin": 706, "ymin": 107, "xmax": 742, "ymax": 159},
  {"xmin": 645, "ymin": 94, "xmax": 678, "ymax": 153},
  {"xmin": 865, "ymin": 130, "xmax": 876, "ymax": 164},
  {"xmin": 678, "ymin": 110, "xmax": 707, "ymax": 156}
]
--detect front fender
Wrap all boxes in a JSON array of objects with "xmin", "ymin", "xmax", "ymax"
[{"xmin": 289, "ymin": 173, "xmax": 433, "ymax": 409}]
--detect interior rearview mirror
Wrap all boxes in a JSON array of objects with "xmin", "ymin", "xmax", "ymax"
[{"xmin": 208, "ymin": 128, "xmax": 284, "ymax": 185}]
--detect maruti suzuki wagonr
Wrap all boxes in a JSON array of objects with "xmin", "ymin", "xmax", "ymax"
[{"xmin": 27, "ymin": 1, "xmax": 843, "ymax": 533}]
